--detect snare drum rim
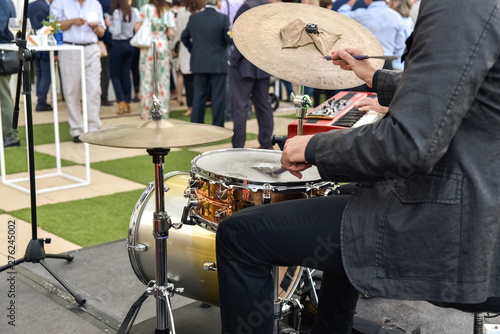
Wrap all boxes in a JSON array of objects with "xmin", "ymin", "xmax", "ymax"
[
  {"xmin": 191, "ymin": 148, "xmax": 323, "ymax": 188},
  {"xmin": 127, "ymin": 171, "xmax": 190, "ymax": 285}
]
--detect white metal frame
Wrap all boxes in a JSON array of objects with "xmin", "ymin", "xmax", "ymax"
[{"xmin": 0, "ymin": 43, "xmax": 90, "ymax": 194}]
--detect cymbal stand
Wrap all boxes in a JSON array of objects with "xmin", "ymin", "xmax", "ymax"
[
  {"xmin": 118, "ymin": 43, "xmax": 182, "ymax": 334},
  {"xmin": 291, "ymin": 85, "xmax": 312, "ymax": 136},
  {"xmin": 289, "ymin": 85, "xmax": 321, "ymax": 323}
]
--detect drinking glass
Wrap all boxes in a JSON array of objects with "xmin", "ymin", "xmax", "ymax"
[{"xmin": 8, "ymin": 18, "xmax": 21, "ymax": 39}]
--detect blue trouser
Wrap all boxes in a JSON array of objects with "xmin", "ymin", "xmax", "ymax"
[
  {"xmin": 229, "ymin": 67, "xmax": 274, "ymax": 149},
  {"xmin": 110, "ymin": 40, "xmax": 134, "ymax": 103},
  {"xmin": 216, "ymin": 193, "xmax": 359, "ymax": 334},
  {"xmin": 34, "ymin": 53, "xmax": 51, "ymax": 105},
  {"xmin": 190, "ymin": 73, "xmax": 226, "ymax": 127}
]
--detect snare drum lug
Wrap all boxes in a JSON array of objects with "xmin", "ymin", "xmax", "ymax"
[
  {"xmin": 323, "ymin": 184, "xmax": 341, "ymax": 196},
  {"xmin": 263, "ymin": 183, "xmax": 272, "ymax": 205},
  {"xmin": 203, "ymin": 262, "xmax": 217, "ymax": 271},
  {"xmin": 126, "ymin": 243, "xmax": 148, "ymax": 252},
  {"xmin": 214, "ymin": 209, "xmax": 228, "ymax": 222},
  {"xmin": 171, "ymin": 221, "xmax": 183, "ymax": 230},
  {"xmin": 215, "ymin": 188, "xmax": 228, "ymax": 200}
]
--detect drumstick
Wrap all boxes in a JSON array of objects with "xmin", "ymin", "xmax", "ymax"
[{"xmin": 272, "ymin": 167, "xmax": 287, "ymax": 174}]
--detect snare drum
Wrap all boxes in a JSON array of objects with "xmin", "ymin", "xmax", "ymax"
[
  {"xmin": 127, "ymin": 172, "xmax": 304, "ymax": 306},
  {"xmin": 187, "ymin": 149, "xmax": 331, "ymax": 230}
]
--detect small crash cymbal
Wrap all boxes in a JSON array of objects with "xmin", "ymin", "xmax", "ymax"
[
  {"xmin": 79, "ymin": 119, "xmax": 233, "ymax": 149},
  {"xmin": 232, "ymin": 2, "xmax": 385, "ymax": 90}
]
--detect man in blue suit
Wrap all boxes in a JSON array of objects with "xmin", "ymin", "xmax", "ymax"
[
  {"xmin": 228, "ymin": 0, "xmax": 279, "ymax": 149},
  {"xmin": 181, "ymin": 0, "xmax": 232, "ymax": 127},
  {"xmin": 28, "ymin": 0, "xmax": 53, "ymax": 111}
]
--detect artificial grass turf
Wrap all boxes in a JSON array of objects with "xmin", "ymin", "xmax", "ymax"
[
  {"xmin": 10, "ymin": 189, "xmax": 146, "ymax": 247},
  {"xmin": 18, "ymin": 122, "xmax": 73, "ymax": 145},
  {"xmin": 2, "ymin": 146, "xmax": 76, "ymax": 175}
]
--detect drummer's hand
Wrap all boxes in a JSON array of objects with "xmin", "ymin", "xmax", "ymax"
[
  {"xmin": 355, "ymin": 97, "xmax": 389, "ymax": 114},
  {"xmin": 330, "ymin": 48, "xmax": 378, "ymax": 88},
  {"xmin": 281, "ymin": 135, "xmax": 314, "ymax": 179}
]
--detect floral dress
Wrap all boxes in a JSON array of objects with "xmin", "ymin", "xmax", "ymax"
[{"xmin": 137, "ymin": 4, "xmax": 175, "ymax": 119}]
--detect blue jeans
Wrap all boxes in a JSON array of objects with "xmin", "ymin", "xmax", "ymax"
[{"xmin": 110, "ymin": 40, "xmax": 134, "ymax": 103}]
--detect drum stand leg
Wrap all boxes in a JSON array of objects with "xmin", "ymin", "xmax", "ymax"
[{"xmin": 118, "ymin": 148, "xmax": 180, "ymax": 334}]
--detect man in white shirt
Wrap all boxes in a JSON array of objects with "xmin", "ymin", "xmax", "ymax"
[
  {"xmin": 338, "ymin": 0, "xmax": 406, "ymax": 69},
  {"xmin": 51, "ymin": 0, "xmax": 105, "ymax": 143}
]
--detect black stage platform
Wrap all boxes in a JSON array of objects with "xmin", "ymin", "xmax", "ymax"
[{"xmin": 0, "ymin": 239, "xmax": 489, "ymax": 333}]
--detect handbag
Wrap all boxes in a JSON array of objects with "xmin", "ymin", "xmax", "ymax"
[
  {"xmin": 130, "ymin": 8, "xmax": 152, "ymax": 48},
  {"xmin": 0, "ymin": 50, "xmax": 18, "ymax": 75},
  {"xmin": 97, "ymin": 41, "xmax": 108, "ymax": 57}
]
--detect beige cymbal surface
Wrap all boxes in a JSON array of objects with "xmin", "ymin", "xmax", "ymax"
[
  {"xmin": 79, "ymin": 119, "xmax": 233, "ymax": 149},
  {"xmin": 232, "ymin": 2, "xmax": 384, "ymax": 89}
]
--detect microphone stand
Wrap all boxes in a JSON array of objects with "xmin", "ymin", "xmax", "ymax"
[{"xmin": 0, "ymin": 0, "xmax": 85, "ymax": 305}]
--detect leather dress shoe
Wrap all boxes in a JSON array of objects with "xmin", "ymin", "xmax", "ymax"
[
  {"xmin": 4, "ymin": 139, "xmax": 20, "ymax": 148},
  {"xmin": 101, "ymin": 100, "xmax": 114, "ymax": 106},
  {"xmin": 73, "ymin": 136, "xmax": 82, "ymax": 143},
  {"xmin": 36, "ymin": 104, "xmax": 53, "ymax": 112}
]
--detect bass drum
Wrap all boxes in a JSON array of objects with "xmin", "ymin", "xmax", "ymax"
[{"xmin": 127, "ymin": 172, "xmax": 303, "ymax": 306}]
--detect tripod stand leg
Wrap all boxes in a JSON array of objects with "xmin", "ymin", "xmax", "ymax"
[
  {"xmin": 118, "ymin": 291, "xmax": 150, "ymax": 334},
  {"xmin": 0, "ymin": 257, "xmax": 26, "ymax": 272},
  {"xmin": 46, "ymin": 253, "xmax": 74, "ymax": 261},
  {"xmin": 38, "ymin": 258, "xmax": 86, "ymax": 305}
]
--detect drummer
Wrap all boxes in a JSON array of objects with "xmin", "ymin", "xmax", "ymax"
[{"xmin": 216, "ymin": 0, "xmax": 500, "ymax": 333}]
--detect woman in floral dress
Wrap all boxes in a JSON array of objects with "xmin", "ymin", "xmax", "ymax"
[{"xmin": 135, "ymin": 0, "xmax": 176, "ymax": 119}]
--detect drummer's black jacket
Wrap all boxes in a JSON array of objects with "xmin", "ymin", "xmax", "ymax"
[{"xmin": 305, "ymin": 0, "xmax": 500, "ymax": 307}]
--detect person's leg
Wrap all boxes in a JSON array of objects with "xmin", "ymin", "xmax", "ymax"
[
  {"xmin": 140, "ymin": 48, "xmax": 153, "ymax": 119},
  {"xmin": 210, "ymin": 73, "xmax": 227, "ymax": 127},
  {"xmin": 132, "ymin": 46, "xmax": 140, "ymax": 101},
  {"xmin": 0, "ymin": 75, "xmax": 19, "ymax": 144},
  {"xmin": 230, "ymin": 68, "xmax": 252, "ymax": 148},
  {"xmin": 190, "ymin": 74, "xmax": 209, "ymax": 124},
  {"xmin": 37, "ymin": 55, "xmax": 52, "ymax": 107},
  {"xmin": 58, "ymin": 50, "xmax": 83, "ymax": 137},
  {"xmin": 176, "ymin": 69, "xmax": 184, "ymax": 105},
  {"xmin": 84, "ymin": 45, "xmax": 102, "ymax": 132},
  {"xmin": 121, "ymin": 42, "xmax": 134, "ymax": 104},
  {"xmin": 310, "ymin": 271, "xmax": 359, "ymax": 333},
  {"xmin": 110, "ymin": 42, "xmax": 124, "ymax": 103},
  {"xmin": 100, "ymin": 46, "xmax": 112, "ymax": 105},
  {"xmin": 34, "ymin": 56, "xmax": 43, "ymax": 104},
  {"xmin": 251, "ymin": 78, "xmax": 274, "ymax": 149},
  {"xmin": 216, "ymin": 195, "xmax": 357, "ymax": 334}
]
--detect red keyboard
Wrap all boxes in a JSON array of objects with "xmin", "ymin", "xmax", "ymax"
[{"xmin": 287, "ymin": 91, "xmax": 384, "ymax": 138}]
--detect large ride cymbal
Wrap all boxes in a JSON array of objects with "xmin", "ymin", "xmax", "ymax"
[
  {"xmin": 79, "ymin": 119, "xmax": 233, "ymax": 149},
  {"xmin": 232, "ymin": 3, "xmax": 385, "ymax": 90}
]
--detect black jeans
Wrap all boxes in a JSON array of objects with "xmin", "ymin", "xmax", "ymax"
[{"xmin": 216, "ymin": 195, "xmax": 359, "ymax": 334}]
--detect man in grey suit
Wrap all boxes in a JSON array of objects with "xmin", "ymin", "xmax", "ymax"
[{"xmin": 181, "ymin": 0, "xmax": 232, "ymax": 127}]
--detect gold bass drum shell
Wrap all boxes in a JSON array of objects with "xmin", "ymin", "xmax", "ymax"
[{"xmin": 127, "ymin": 172, "xmax": 303, "ymax": 306}]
